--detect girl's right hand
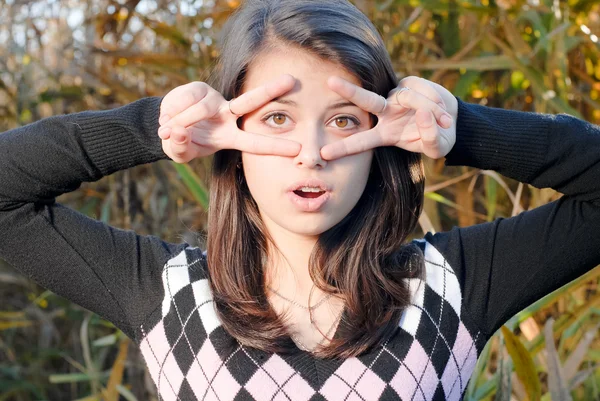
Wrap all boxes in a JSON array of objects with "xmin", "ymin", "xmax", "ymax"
[{"xmin": 158, "ymin": 75, "xmax": 301, "ymax": 163}]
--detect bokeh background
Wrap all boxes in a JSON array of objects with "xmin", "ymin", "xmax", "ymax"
[{"xmin": 1, "ymin": 0, "xmax": 599, "ymax": 400}]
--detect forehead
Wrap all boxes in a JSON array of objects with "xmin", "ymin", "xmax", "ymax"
[{"xmin": 242, "ymin": 47, "xmax": 362, "ymax": 94}]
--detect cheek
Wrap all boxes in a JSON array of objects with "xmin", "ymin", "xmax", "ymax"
[
  {"xmin": 241, "ymin": 153, "xmax": 262, "ymax": 186},
  {"xmin": 241, "ymin": 154, "xmax": 281, "ymax": 199},
  {"xmin": 332, "ymin": 151, "xmax": 374, "ymax": 203},
  {"xmin": 347, "ymin": 151, "xmax": 374, "ymax": 181}
]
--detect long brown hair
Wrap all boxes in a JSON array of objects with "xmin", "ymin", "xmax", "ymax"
[{"xmin": 205, "ymin": 0, "xmax": 426, "ymax": 358}]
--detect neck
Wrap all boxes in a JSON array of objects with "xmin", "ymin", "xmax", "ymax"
[{"xmin": 261, "ymin": 218, "xmax": 319, "ymax": 295}]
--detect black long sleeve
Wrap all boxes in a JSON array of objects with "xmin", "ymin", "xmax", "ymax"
[
  {"xmin": 0, "ymin": 97, "xmax": 188, "ymax": 339},
  {"xmin": 427, "ymin": 98, "xmax": 600, "ymax": 340},
  {"xmin": 1, "ymin": 95, "xmax": 599, "ymax": 345}
]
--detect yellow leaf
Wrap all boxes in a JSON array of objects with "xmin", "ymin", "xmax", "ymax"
[
  {"xmin": 0, "ymin": 311, "xmax": 26, "ymax": 319},
  {"xmin": 585, "ymin": 58, "xmax": 594, "ymax": 75},
  {"xmin": 472, "ymin": 89, "xmax": 485, "ymax": 98},
  {"xmin": 501, "ymin": 326, "xmax": 542, "ymax": 401},
  {"xmin": 116, "ymin": 8, "xmax": 129, "ymax": 21},
  {"xmin": 101, "ymin": 339, "xmax": 129, "ymax": 401},
  {"xmin": 409, "ymin": 22, "xmax": 420, "ymax": 34},
  {"xmin": 23, "ymin": 54, "xmax": 31, "ymax": 65},
  {"xmin": 0, "ymin": 320, "xmax": 33, "ymax": 330}
]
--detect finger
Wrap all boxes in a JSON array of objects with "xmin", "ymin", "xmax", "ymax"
[
  {"xmin": 394, "ymin": 88, "xmax": 453, "ymax": 129},
  {"xmin": 162, "ymin": 92, "xmax": 222, "ymax": 129},
  {"xmin": 393, "ymin": 76, "xmax": 446, "ymax": 110},
  {"xmin": 160, "ymin": 82, "xmax": 210, "ymax": 125},
  {"xmin": 229, "ymin": 130, "xmax": 301, "ymax": 156},
  {"xmin": 320, "ymin": 128, "xmax": 385, "ymax": 161},
  {"xmin": 159, "ymin": 114, "xmax": 171, "ymax": 126},
  {"xmin": 229, "ymin": 74, "xmax": 296, "ymax": 116},
  {"xmin": 167, "ymin": 126, "xmax": 196, "ymax": 162},
  {"xmin": 415, "ymin": 109, "xmax": 442, "ymax": 158},
  {"xmin": 158, "ymin": 126, "xmax": 172, "ymax": 140},
  {"xmin": 327, "ymin": 76, "xmax": 386, "ymax": 115}
]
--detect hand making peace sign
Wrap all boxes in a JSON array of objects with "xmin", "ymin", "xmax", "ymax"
[
  {"xmin": 157, "ymin": 75, "xmax": 457, "ymax": 163},
  {"xmin": 157, "ymin": 74, "xmax": 301, "ymax": 163},
  {"xmin": 321, "ymin": 75, "xmax": 457, "ymax": 160}
]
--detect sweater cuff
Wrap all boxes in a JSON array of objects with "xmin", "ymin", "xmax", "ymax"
[
  {"xmin": 444, "ymin": 97, "xmax": 550, "ymax": 183},
  {"xmin": 75, "ymin": 97, "xmax": 169, "ymax": 177}
]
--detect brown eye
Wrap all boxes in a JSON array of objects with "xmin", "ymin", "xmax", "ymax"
[
  {"xmin": 262, "ymin": 113, "xmax": 292, "ymax": 129},
  {"xmin": 272, "ymin": 114, "xmax": 286, "ymax": 125},
  {"xmin": 335, "ymin": 117, "xmax": 349, "ymax": 128},
  {"xmin": 328, "ymin": 115, "xmax": 360, "ymax": 130}
]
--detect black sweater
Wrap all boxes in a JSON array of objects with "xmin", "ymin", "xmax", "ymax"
[{"xmin": 0, "ymin": 97, "xmax": 598, "ymax": 401}]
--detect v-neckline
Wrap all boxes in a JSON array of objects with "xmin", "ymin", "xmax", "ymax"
[{"xmin": 291, "ymin": 305, "xmax": 348, "ymax": 354}]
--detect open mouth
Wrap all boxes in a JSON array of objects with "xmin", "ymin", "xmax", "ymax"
[
  {"xmin": 293, "ymin": 190, "xmax": 326, "ymax": 198},
  {"xmin": 287, "ymin": 185, "xmax": 331, "ymax": 212}
]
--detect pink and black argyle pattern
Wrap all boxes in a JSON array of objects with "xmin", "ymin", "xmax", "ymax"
[{"xmin": 137, "ymin": 239, "xmax": 485, "ymax": 401}]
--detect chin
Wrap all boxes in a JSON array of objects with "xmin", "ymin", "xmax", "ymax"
[{"xmin": 280, "ymin": 218, "xmax": 335, "ymax": 237}]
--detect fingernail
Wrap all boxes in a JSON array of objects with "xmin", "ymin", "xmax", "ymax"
[
  {"xmin": 441, "ymin": 114, "xmax": 453, "ymax": 127},
  {"xmin": 174, "ymin": 134, "xmax": 186, "ymax": 144},
  {"xmin": 158, "ymin": 126, "xmax": 171, "ymax": 137},
  {"xmin": 159, "ymin": 114, "xmax": 170, "ymax": 125}
]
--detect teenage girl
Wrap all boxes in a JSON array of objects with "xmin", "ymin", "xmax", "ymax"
[{"xmin": 1, "ymin": 0, "xmax": 599, "ymax": 400}]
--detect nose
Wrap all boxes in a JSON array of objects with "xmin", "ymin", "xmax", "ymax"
[{"xmin": 293, "ymin": 125, "xmax": 328, "ymax": 169}]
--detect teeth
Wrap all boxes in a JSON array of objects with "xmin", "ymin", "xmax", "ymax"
[{"xmin": 299, "ymin": 186, "xmax": 323, "ymax": 192}]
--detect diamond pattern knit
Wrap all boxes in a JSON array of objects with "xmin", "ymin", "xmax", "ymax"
[{"xmin": 138, "ymin": 240, "xmax": 485, "ymax": 401}]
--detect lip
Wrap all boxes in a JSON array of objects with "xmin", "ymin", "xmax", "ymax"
[
  {"xmin": 287, "ymin": 191, "xmax": 331, "ymax": 212},
  {"xmin": 286, "ymin": 178, "xmax": 332, "ymax": 193},
  {"xmin": 286, "ymin": 178, "xmax": 332, "ymax": 212}
]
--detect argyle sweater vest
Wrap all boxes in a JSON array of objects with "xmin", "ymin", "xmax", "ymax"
[{"xmin": 138, "ymin": 242, "xmax": 483, "ymax": 401}]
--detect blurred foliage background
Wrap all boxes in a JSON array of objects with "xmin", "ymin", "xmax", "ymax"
[{"xmin": 1, "ymin": 0, "xmax": 599, "ymax": 400}]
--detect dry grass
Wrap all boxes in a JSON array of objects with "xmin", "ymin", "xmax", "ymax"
[{"xmin": 0, "ymin": 0, "xmax": 599, "ymax": 399}]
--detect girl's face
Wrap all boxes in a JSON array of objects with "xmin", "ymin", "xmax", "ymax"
[{"xmin": 240, "ymin": 48, "xmax": 374, "ymax": 239}]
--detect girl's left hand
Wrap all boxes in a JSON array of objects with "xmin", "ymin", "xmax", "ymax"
[{"xmin": 321, "ymin": 76, "xmax": 457, "ymax": 160}]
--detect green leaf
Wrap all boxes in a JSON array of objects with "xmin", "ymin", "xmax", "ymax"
[
  {"xmin": 116, "ymin": 384, "xmax": 139, "ymax": 401},
  {"xmin": 454, "ymin": 71, "xmax": 480, "ymax": 99},
  {"xmin": 466, "ymin": 338, "xmax": 493, "ymax": 399},
  {"xmin": 425, "ymin": 191, "xmax": 459, "ymax": 209},
  {"xmin": 92, "ymin": 333, "xmax": 118, "ymax": 347},
  {"xmin": 417, "ymin": 55, "xmax": 513, "ymax": 71},
  {"xmin": 141, "ymin": 17, "xmax": 191, "ymax": 48},
  {"xmin": 100, "ymin": 191, "xmax": 113, "ymax": 223},
  {"xmin": 485, "ymin": 175, "xmax": 497, "ymax": 222},
  {"xmin": 493, "ymin": 348, "xmax": 513, "ymax": 401},
  {"xmin": 171, "ymin": 162, "xmax": 210, "ymax": 210},
  {"xmin": 48, "ymin": 371, "xmax": 110, "ymax": 383}
]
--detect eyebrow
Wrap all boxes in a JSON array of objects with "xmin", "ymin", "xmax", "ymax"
[{"xmin": 272, "ymin": 98, "xmax": 357, "ymax": 111}]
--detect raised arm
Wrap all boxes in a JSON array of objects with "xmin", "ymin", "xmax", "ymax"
[
  {"xmin": 427, "ymin": 98, "xmax": 600, "ymax": 340},
  {"xmin": 0, "ymin": 97, "xmax": 189, "ymax": 339}
]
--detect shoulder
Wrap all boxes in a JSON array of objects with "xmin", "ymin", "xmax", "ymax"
[
  {"xmin": 161, "ymin": 246, "xmax": 210, "ymax": 298},
  {"xmin": 140, "ymin": 246, "xmax": 220, "ymax": 340},
  {"xmin": 400, "ymin": 237, "xmax": 487, "ymax": 354},
  {"xmin": 403, "ymin": 238, "xmax": 463, "ymax": 330}
]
